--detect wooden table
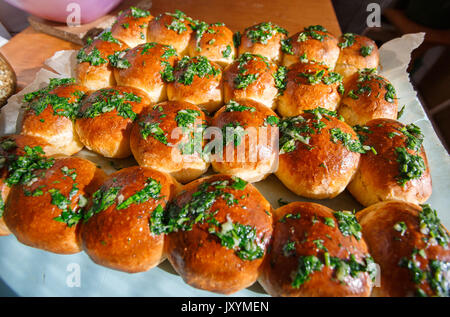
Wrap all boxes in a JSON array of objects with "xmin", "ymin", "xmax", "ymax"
[{"xmin": 0, "ymin": 0, "xmax": 341, "ymax": 91}]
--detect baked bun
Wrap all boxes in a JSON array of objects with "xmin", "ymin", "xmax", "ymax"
[
  {"xmin": 277, "ymin": 61, "xmax": 343, "ymax": 117},
  {"xmin": 357, "ymin": 201, "xmax": 450, "ymax": 297},
  {"xmin": 188, "ymin": 22, "xmax": 235, "ymax": 68},
  {"xmin": 110, "ymin": 7, "xmax": 153, "ymax": 48},
  {"xmin": 260, "ymin": 202, "xmax": 374, "ymax": 297},
  {"xmin": 338, "ymin": 68, "xmax": 398, "ymax": 126},
  {"xmin": 76, "ymin": 32, "xmax": 128, "ymax": 90},
  {"xmin": 147, "ymin": 10, "xmax": 193, "ymax": 55},
  {"xmin": 20, "ymin": 78, "xmax": 88, "ymax": 156},
  {"xmin": 3, "ymin": 156, "xmax": 106, "ymax": 254},
  {"xmin": 210, "ymin": 100, "xmax": 279, "ymax": 182},
  {"xmin": 281, "ymin": 25, "xmax": 340, "ymax": 69},
  {"xmin": 80, "ymin": 166, "xmax": 177, "ymax": 273},
  {"xmin": 167, "ymin": 56, "xmax": 223, "ymax": 113},
  {"xmin": 223, "ymin": 53, "xmax": 280, "ymax": 109},
  {"xmin": 158, "ymin": 174, "xmax": 273, "ymax": 294},
  {"xmin": 275, "ymin": 108, "xmax": 362, "ymax": 199},
  {"xmin": 130, "ymin": 101, "xmax": 209, "ymax": 183},
  {"xmin": 113, "ymin": 42, "xmax": 178, "ymax": 102},
  {"xmin": 75, "ymin": 86, "xmax": 149, "ymax": 158},
  {"xmin": 335, "ymin": 33, "xmax": 379, "ymax": 82},
  {"xmin": 238, "ymin": 22, "xmax": 288, "ymax": 64},
  {"xmin": 0, "ymin": 135, "xmax": 53, "ymax": 236},
  {"xmin": 348, "ymin": 118, "xmax": 432, "ymax": 207}
]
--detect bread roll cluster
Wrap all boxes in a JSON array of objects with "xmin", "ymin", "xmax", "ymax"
[{"xmin": 1, "ymin": 6, "xmax": 447, "ymax": 297}]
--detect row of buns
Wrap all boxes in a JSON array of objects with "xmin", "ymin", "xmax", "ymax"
[{"xmin": 0, "ymin": 141, "xmax": 447, "ymax": 296}]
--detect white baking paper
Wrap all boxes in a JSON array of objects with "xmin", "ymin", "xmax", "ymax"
[{"xmin": 0, "ymin": 33, "xmax": 449, "ymax": 296}]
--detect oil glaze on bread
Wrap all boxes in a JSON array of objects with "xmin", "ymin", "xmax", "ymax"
[{"xmin": 110, "ymin": 7, "xmax": 154, "ymax": 48}]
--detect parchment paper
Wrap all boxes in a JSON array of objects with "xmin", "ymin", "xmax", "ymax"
[{"xmin": 0, "ymin": 33, "xmax": 449, "ymax": 296}]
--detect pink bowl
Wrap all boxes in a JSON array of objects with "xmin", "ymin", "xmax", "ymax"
[{"xmin": 5, "ymin": 0, "xmax": 123, "ymax": 24}]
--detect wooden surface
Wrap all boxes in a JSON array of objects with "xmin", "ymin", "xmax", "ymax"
[{"xmin": 0, "ymin": 0, "xmax": 341, "ymax": 91}]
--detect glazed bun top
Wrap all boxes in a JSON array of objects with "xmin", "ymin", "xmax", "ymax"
[
  {"xmin": 238, "ymin": 22, "xmax": 288, "ymax": 63},
  {"xmin": 112, "ymin": 42, "xmax": 179, "ymax": 100},
  {"xmin": 357, "ymin": 201, "xmax": 450, "ymax": 297},
  {"xmin": 110, "ymin": 7, "xmax": 154, "ymax": 47},
  {"xmin": 277, "ymin": 108, "xmax": 363, "ymax": 185},
  {"xmin": 339, "ymin": 68, "xmax": 398, "ymax": 126},
  {"xmin": 336, "ymin": 33, "xmax": 379, "ymax": 74},
  {"xmin": 158, "ymin": 174, "xmax": 273, "ymax": 294},
  {"xmin": 188, "ymin": 22, "xmax": 236, "ymax": 67},
  {"xmin": 355, "ymin": 118, "xmax": 431, "ymax": 194},
  {"xmin": 281, "ymin": 25, "xmax": 340, "ymax": 69},
  {"xmin": 0, "ymin": 134, "xmax": 53, "ymax": 179},
  {"xmin": 76, "ymin": 31, "xmax": 129, "ymax": 70},
  {"xmin": 77, "ymin": 86, "xmax": 150, "ymax": 123},
  {"xmin": 147, "ymin": 10, "xmax": 194, "ymax": 55},
  {"xmin": 223, "ymin": 52, "xmax": 280, "ymax": 108},
  {"xmin": 130, "ymin": 100, "xmax": 207, "ymax": 169},
  {"xmin": 260, "ymin": 202, "xmax": 374, "ymax": 297},
  {"xmin": 20, "ymin": 78, "xmax": 88, "ymax": 134},
  {"xmin": 277, "ymin": 61, "xmax": 343, "ymax": 116}
]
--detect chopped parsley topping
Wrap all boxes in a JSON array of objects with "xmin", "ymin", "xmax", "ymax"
[
  {"xmin": 298, "ymin": 69, "xmax": 342, "ymax": 86},
  {"xmin": 419, "ymin": 204, "xmax": 449, "ymax": 247},
  {"xmin": 116, "ymin": 178, "xmax": 162, "ymax": 210},
  {"xmin": 279, "ymin": 212, "xmax": 301, "ymax": 223},
  {"xmin": 274, "ymin": 66, "xmax": 288, "ymax": 95},
  {"xmin": 329, "ymin": 128, "xmax": 366, "ymax": 153},
  {"xmin": 394, "ymin": 147, "xmax": 426, "ymax": 186},
  {"xmin": 397, "ymin": 105, "xmax": 406, "ymax": 119},
  {"xmin": 224, "ymin": 100, "xmax": 256, "ymax": 112},
  {"xmin": 264, "ymin": 115, "xmax": 279, "ymax": 126},
  {"xmin": 4, "ymin": 146, "xmax": 54, "ymax": 187},
  {"xmin": 399, "ymin": 123, "xmax": 423, "ymax": 152},
  {"xmin": 394, "ymin": 221, "xmax": 408, "ymax": 236},
  {"xmin": 245, "ymin": 22, "xmax": 287, "ymax": 44},
  {"xmin": 297, "ymin": 25, "xmax": 329, "ymax": 42},
  {"xmin": 338, "ymin": 33, "xmax": 356, "ymax": 49},
  {"xmin": 50, "ymin": 185, "xmax": 83, "ymax": 227},
  {"xmin": 209, "ymin": 218, "xmax": 264, "ymax": 260},
  {"xmin": 76, "ymin": 46, "xmax": 107, "ymax": 66},
  {"xmin": 360, "ymin": 45, "xmax": 373, "ymax": 57},
  {"xmin": 223, "ymin": 122, "xmax": 247, "ymax": 147},
  {"xmin": 233, "ymin": 53, "xmax": 268, "ymax": 89},
  {"xmin": 108, "ymin": 50, "xmax": 131, "ymax": 69},
  {"xmin": 173, "ymin": 56, "xmax": 220, "ymax": 85},
  {"xmin": 333, "ymin": 210, "xmax": 362, "ymax": 240},
  {"xmin": 291, "ymin": 255, "xmax": 323, "ymax": 288},
  {"xmin": 164, "ymin": 10, "xmax": 189, "ymax": 34},
  {"xmin": 78, "ymin": 88, "xmax": 141, "ymax": 120},
  {"xmin": 222, "ymin": 45, "xmax": 232, "ymax": 58},
  {"xmin": 139, "ymin": 121, "xmax": 168, "ymax": 145},
  {"xmin": 84, "ymin": 186, "xmax": 120, "ymax": 220},
  {"xmin": 98, "ymin": 31, "xmax": 121, "ymax": 45},
  {"xmin": 283, "ymin": 241, "xmax": 296, "ymax": 256},
  {"xmin": 233, "ymin": 32, "xmax": 241, "ymax": 48},
  {"xmin": 281, "ymin": 38, "xmax": 293, "ymax": 55},
  {"xmin": 126, "ymin": 6, "xmax": 151, "ymax": 18},
  {"xmin": 384, "ymin": 83, "xmax": 397, "ymax": 103},
  {"xmin": 175, "ymin": 109, "xmax": 202, "ymax": 128}
]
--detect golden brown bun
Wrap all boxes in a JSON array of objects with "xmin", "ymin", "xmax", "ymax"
[
  {"xmin": 147, "ymin": 11, "xmax": 193, "ymax": 56},
  {"xmin": 167, "ymin": 56, "xmax": 223, "ymax": 113},
  {"xmin": 76, "ymin": 37, "xmax": 128, "ymax": 90},
  {"xmin": 165, "ymin": 174, "xmax": 273, "ymax": 294},
  {"xmin": 3, "ymin": 156, "xmax": 106, "ymax": 254},
  {"xmin": 20, "ymin": 83, "xmax": 89, "ymax": 156},
  {"xmin": 335, "ymin": 34, "xmax": 379, "ymax": 82},
  {"xmin": 277, "ymin": 61, "xmax": 342, "ymax": 117},
  {"xmin": 80, "ymin": 166, "xmax": 177, "ymax": 273},
  {"xmin": 275, "ymin": 112, "xmax": 361, "ymax": 199},
  {"xmin": 239, "ymin": 22, "xmax": 287, "ymax": 64},
  {"xmin": 223, "ymin": 53, "xmax": 279, "ymax": 109},
  {"xmin": 357, "ymin": 201, "xmax": 450, "ymax": 297},
  {"xmin": 338, "ymin": 70, "xmax": 398, "ymax": 126},
  {"xmin": 130, "ymin": 101, "xmax": 209, "ymax": 183},
  {"xmin": 260, "ymin": 202, "xmax": 373, "ymax": 297},
  {"xmin": 0, "ymin": 135, "xmax": 53, "ymax": 236},
  {"xmin": 110, "ymin": 8, "xmax": 154, "ymax": 47},
  {"xmin": 282, "ymin": 28, "xmax": 340, "ymax": 69},
  {"xmin": 210, "ymin": 100, "xmax": 279, "ymax": 182},
  {"xmin": 113, "ymin": 42, "xmax": 178, "ymax": 102},
  {"xmin": 188, "ymin": 23, "xmax": 235, "ymax": 68},
  {"xmin": 347, "ymin": 119, "xmax": 432, "ymax": 207},
  {"xmin": 75, "ymin": 86, "xmax": 150, "ymax": 158}
]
